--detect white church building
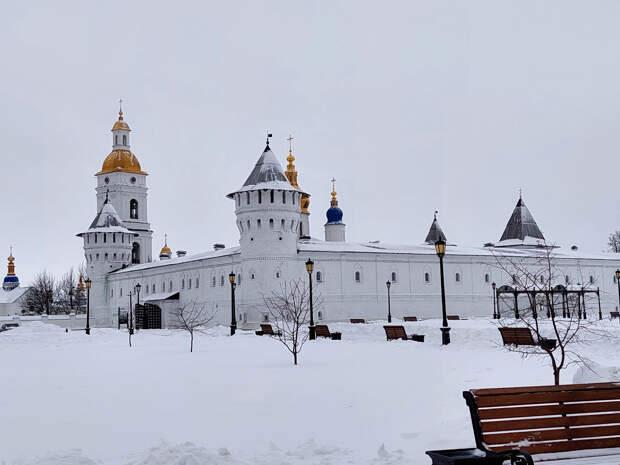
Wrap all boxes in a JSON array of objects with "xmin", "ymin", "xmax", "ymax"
[{"xmin": 79, "ymin": 109, "xmax": 620, "ymax": 328}]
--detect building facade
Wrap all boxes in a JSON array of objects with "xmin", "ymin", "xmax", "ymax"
[{"xmin": 79, "ymin": 110, "xmax": 620, "ymax": 328}]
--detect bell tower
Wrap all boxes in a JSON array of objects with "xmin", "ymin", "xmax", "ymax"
[{"xmin": 94, "ymin": 103, "xmax": 153, "ymax": 264}]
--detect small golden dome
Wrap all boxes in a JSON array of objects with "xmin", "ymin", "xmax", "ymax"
[
  {"xmin": 97, "ymin": 149, "xmax": 146, "ymax": 175},
  {"xmin": 160, "ymin": 245, "xmax": 171, "ymax": 255},
  {"xmin": 112, "ymin": 109, "xmax": 131, "ymax": 132}
]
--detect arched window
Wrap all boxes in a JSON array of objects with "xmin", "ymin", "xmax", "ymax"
[
  {"xmin": 112, "ymin": 233, "xmax": 116, "ymax": 243},
  {"xmin": 188, "ymin": 278, "xmax": 192, "ymax": 289},
  {"xmin": 391, "ymin": 272, "xmax": 397, "ymax": 282},
  {"xmin": 115, "ymin": 135, "xmax": 118, "ymax": 145},
  {"xmin": 512, "ymin": 274, "xmax": 518, "ymax": 284},
  {"xmin": 318, "ymin": 311, "xmax": 323, "ymax": 320},
  {"xmin": 196, "ymin": 278, "xmax": 199, "ymax": 288},
  {"xmin": 132, "ymin": 242, "xmax": 140, "ymax": 264},
  {"xmin": 130, "ymin": 199, "xmax": 138, "ymax": 219},
  {"xmin": 246, "ymin": 192, "xmax": 250, "ymax": 205},
  {"xmin": 162, "ymin": 282, "xmax": 165, "ymax": 292},
  {"xmin": 424, "ymin": 272, "xmax": 430, "ymax": 283},
  {"xmin": 291, "ymin": 219, "xmax": 295, "ymax": 231},
  {"xmin": 282, "ymin": 191, "xmax": 286, "ymax": 203},
  {"xmin": 251, "ymin": 273, "xmax": 255, "ymax": 280},
  {"xmin": 484, "ymin": 273, "xmax": 490, "ymax": 283},
  {"xmin": 281, "ymin": 219, "xmax": 285, "ymax": 230},
  {"xmin": 220, "ymin": 275, "xmax": 224, "ymax": 286},
  {"xmin": 122, "ymin": 134, "xmax": 127, "ymax": 145},
  {"xmin": 257, "ymin": 219, "xmax": 261, "ymax": 230},
  {"xmin": 292, "ymin": 193, "xmax": 296, "ymax": 205},
  {"xmin": 455, "ymin": 273, "xmax": 461, "ymax": 282},
  {"xmin": 565, "ymin": 275, "xmax": 570, "ymax": 285},
  {"xmin": 94, "ymin": 233, "xmax": 98, "ymax": 243},
  {"xmin": 212, "ymin": 276, "xmax": 216, "ymax": 287},
  {"xmin": 181, "ymin": 279, "xmax": 185, "ymax": 289},
  {"xmin": 120, "ymin": 288, "xmax": 122, "ymax": 297},
  {"xmin": 96, "ymin": 253, "xmax": 99, "ymax": 260},
  {"xmin": 113, "ymin": 253, "xmax": 117, "ymax": 260},
  {"xmin": 247, "ymin": 220, "xmax": 251, "ymax": 231},
  {"xmin": 589, "ymin": 275, "xmax": 595, "ymax": 284},
  {"xmin": 275, "ymin": 270, "xmax": 281, "ymax": 279},
  {"xmin": 103, "ymin": 233, "xmax": 107, "ymax": 243},
  {"xmin": 258, "ymin": 190, "xmax": 262, "ymax": 203},
  {"xmin": 316, "ymin": 271, "xmax": 323, "ymax": 282},
  {"xmin": 270, "ymin": 190, "xmax": 274, "ymax": 203},
  {"xmin": 540, "ymin": 275, "xmax": 544, "ymax": 284},
  {"xmin": 269, "ymin": 218, "xmax": 274, "ymax": 230},
  {"xmin": 104, "ymin": 253, "xmax": 108, "ymax": 260},
  {"xmin": 169, "ymin": 281, "xmax": 172, "ymax": 292},
  {"xmin": 355, "ymin": 271, "xmax": 361, "ymax": 283}
]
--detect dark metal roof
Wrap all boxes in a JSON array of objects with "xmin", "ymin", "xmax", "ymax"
[
  {"xmin": 242, "ymin": 145, "xmax": 289, "ymax": 187},
  {"xmin": 88, "ymin": 200, "xmax": 128, "ymax": 230},
  {"xmin": 424, "ymin": 215, "xmax": 447, "ymax": 244},
  {"xmin": 499, "ymin": 198, "xmax": 545, "ymax": 242}
]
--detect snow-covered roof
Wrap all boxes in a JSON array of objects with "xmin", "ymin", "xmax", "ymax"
[
  {"xmin": 78, "ymin": 200, "xmax": 133, "ymax": 236},
  {"xmin": 0, "ymin": 286, "xmax": 29, "ymax": 304},
  {"xmin": 227, "ymin": 145, "xmax": 305, "ymax": 197},
  {"xmin": 424, "ymin": 215, "xmax": 447, "ymax": 244},
  {"xmin": 111, "ymin": 246, "xmax": 240, "ymax": 275},
  {"xmin": 296, "ymin": 238, "xmax": 620, "ymax": 261},
  {"xmin": 144, "ymin": 291, "xmax": 179, "ymax": 302}
]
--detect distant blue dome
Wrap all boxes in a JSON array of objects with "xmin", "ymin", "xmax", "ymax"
[
  {"xmin": 326, "ymin": 206, "xmax": 343, "ymax": 224},
  {"xmin": 3, "ymin": 276, "xmax": 19, "ymax": 283}
]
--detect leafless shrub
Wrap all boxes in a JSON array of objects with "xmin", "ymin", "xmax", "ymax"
[{"xmin": 170, "ymin": 301, "xmax": 217, "ymax": 352}]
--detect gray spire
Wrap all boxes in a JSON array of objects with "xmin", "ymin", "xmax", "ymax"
[
  {"xmin": 425, "ymin": 211, "xmax": 447, "ymax": 244},
  {"xmin": 242, "ymin": 146, "xmax": 289, "ymax": 187},
  {"xmin": 499, "ymin": 197, "xmax": 545, "ymax": 243}
]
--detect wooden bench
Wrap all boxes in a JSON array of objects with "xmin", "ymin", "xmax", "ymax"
[
  {"xmin": 383, "ymin": 325, "xmax": 424, "ymax": 342},
  {"xmin": 611, "ymin": 311, "xmax": 620, "ymax": 319},
  {"xmin": 350, "ymin": 318, "xmax": 365, "ymax": 324},
  {"xmin": 255, "ymin": 323, "xmax": 282, "ymax": 336},
  {"xmin": 499, "ymin": 327, "xmax": 557, "ymax": 350},
  {"xmin": 447, "ymin": 315, "xmax": 460, "ymax": 320},
  {"xmin": 315, "ymin": 325, "xmax": 341, "ymax": 340},
  {"xmin": 403, "ymin": 316, "xmax": 418, "ymax": 322},
  {"xmin": 426, "ymin": 382, "xmax": 620, "ymax": 464}
]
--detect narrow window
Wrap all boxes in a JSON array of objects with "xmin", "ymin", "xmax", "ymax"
[
  {"xmin": 251, "ymin": 273, "xmax": 255, "ymax": 280},
  {"xmin": 565, "ymin": 275, "xmax": 570, "ymax": 285},
  {"xmin": 246, "ymin": 192, "xmax": 250, "ymax": 205},
  {"xmin": 291, "ymin": 219, "xmax": 295, "ymax": 231},
  {"xmin": 113, "ymin": 233, "xmax": 116, "ymax": 243},
  {"xmin": 282, "ymin": 191, "xmax": 286, "ymax": 204},
  {"xmin": 212, "ymin": 276, "xmax": 216, "ymax": 286},
  {"xmin": 152, "ymin": 284, "xmax": 155, "ymax": 293},
  {"xmin": 111, "ymin": 289, "xmax": 114, "ymax": 298},
  {"xmin": 188, "ymin": 278, "xmax": 192, "ymax": 289},
  {"xmin": 589, "ymin": 275, "xmax": 594, "ymax": 284},
  {"xmin": 269, "ymin": 218, "xmax": 274, "ymax": 230},
  {"xmin": 113, "ymin": 253, "xmax": 117, "ymax": 260},
  {"xmin": 122, "ymin": 134, "xmax": 127, "ymax": 145},
  {"xmin": 391, "ymin": 272, "xmax": 397, "ymax": 282},
  {"xmin": 115, "ymin": 135, "xmax": 118, "ymax": 145},
  {"xmin": 104, "ymin": 253, "xmax": 108, "ymax": 260},
  {"xmin": 221, "ymin": 275, "xmax": 224, "ymax": 286},
  {"xmin": 424, "ymin": 272, "xmax": 430, "ymax": 283},
  {"xmin": 132, "ymin": 243, "xmax": 140, "ymax": 264},
  {"xmin": 162, "ymin": 282, "xmax": 165, "ymax": 292},
  {"xmin": 484, "ymin": 273, "xmax": 490, "ymax": 283},
  {"xmin": 247, "ymin": 220, "xmax": 251, "ymax": 231},
  {"xmin": 103, "ymin": 233, "xmax": 107, "ymax": 243},
  {"xmin": 130, "ymin": 199, "xmax": 138, "ymax": 219},
  {"xmin": 455, "ymin": 273, "xmax": 461, "ymax": 282},
  {"xmin": 275, "ymin": 271, "xmax": 280, "ymax": 278},
  {"xmin": 120, "ymin": 288, "xmax": 122, "ymax": 297},
  {"xmin": 169, "ymin": 281, "xmax": 172, "ymax": 292},
  {"xmin": 257, "ymin": 219, "xmax": 261, "ymax": 230},
  {"xmin": 270, "ymin": 190, "xmax": 274, "ymax": 203},
  {"xmin": 293, "ymin": 193, "xmax": 296, "ymax": 205},
  {"xmin": 196, "ymin": 278, "xmax": 199, "ymax": 288},
  {"xmin": 258, "ymin": 190, "xmax": 262, "ymax": 203},
  {"xmin": 281, "ymin": 219, "xmax": 285, "ymax": 230},
  {"xmin": 540, "ymin": 275, "xmax": 544, "ymax": 284},
  {"xmin": 316, "ymin": 271, "xmax": 323, "ymax": 282},
  {"xmin": 182, "ymin": 279, "xmax": 185, "ymax": 289},
  {"xmin": 94, "ymin": 233, "xmax": 97, "ymax": 243},
  {"xmin": 512, "ymin": 274, "xmax": 518, "ymax": 284},
  {"xmin": 355, "ymin": 271, "xmax": 361, "ymax": 283}
]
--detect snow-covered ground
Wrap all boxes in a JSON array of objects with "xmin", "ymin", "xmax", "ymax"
[{"xmin": 1, "ymin": 319, "xmax": 619, "ymax": 465}]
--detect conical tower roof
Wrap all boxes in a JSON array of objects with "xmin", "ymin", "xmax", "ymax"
[
  {"xmin": 424, "ymin": 212, "xmax": 447, "ymax": 244},
  {"xmin": 497, "ymin": 195, "xmax": 545, "ymax": 245},
  {"xmin": 77, "ymin": 194, "xmax": 132, "ymax": 236}
]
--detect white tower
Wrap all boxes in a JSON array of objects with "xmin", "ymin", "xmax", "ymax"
[
  {"xmin": 227, "ymin": 136, "xmax": 308, "ymax": 323},
  {"xmin": 77, "ymin": 194, "xmax": 135, "ymax": 326},
  {"xmin": 324, "ymin": 178, "xmax": 346, "ymax": 242},
  {"xmin": 95, "ymin": 105, "xmax": 153, "ymax": 264}
]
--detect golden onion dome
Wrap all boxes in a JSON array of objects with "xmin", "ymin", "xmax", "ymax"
[
  {"xmin": 97, "ymin": 149, "xmax": 146, "ymax": 175},
  {"xmin": 160, "ymin": 244, "xmax": 171, "ymax": 255}
]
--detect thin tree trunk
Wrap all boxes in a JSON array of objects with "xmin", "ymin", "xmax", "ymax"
[
  {"xmin": 190, "ymin": 332, "xmax": 194, "ymax": 353},
  {"xmin": 293, "ymin": 350, "xmax": 297, "ymax": 365}
]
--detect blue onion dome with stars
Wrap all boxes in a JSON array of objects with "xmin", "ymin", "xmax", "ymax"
[
  {"xmin": 3, "ymin": 248, "xmax": 19, "ymax": 291},
  {"xmin": 326, "ymin": 179, "xmax": 343, "ymax": 224}
]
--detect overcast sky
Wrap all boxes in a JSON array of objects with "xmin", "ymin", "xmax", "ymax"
[{"xmin": 1, "ymin": 1, "xmax": 619, "ymax": 284}]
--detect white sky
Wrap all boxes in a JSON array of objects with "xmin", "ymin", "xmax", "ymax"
[{"xmin": 1, "ymin": 1, "xmax": 619, "ymax": 284}]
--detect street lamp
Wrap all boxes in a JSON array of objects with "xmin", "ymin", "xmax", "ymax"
[
  {"xmin": 492, "ymin": 282, "xmax": 497, "ymax": 319},
  {"xmin": 306, "ymin": 258, "xmax": 315, "ymax": 340},
  {"xmin": 128, "ymin": 291, "xmax": 134, "ymax": 335},
  {"xmin": 229, "ymin": 272, "xmax": 236, "ymax": 336},
  {"xmin": 386, "ymin": 280, "xmax": 392, "ymax": 323},
  {"xmin": 135, "ymin": 283, "xmax": 142, "ymax": 329},
  {"xmin": 615, "ymin": 269, "xmax": 620, "ymax": 315},
  {"xmin": 69, "ymin": 286, "xmax": 74, "ymax": 312},
  {"xmin": 85, "ymin": 278, "xmax": 92, "ymax": 335},
  {"xmin": 434, "ymin": 239, "xmax": 450, "ymax": 345}
]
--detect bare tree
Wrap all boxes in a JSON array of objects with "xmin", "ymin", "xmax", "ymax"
[
  {"xmin": 608, "ymin": 230, "xmax": 620, "ymax": 253},
  {"xmin": 170, "ymin": 301, "xmax": 217, "ymax": 352},
  {"xmin": 55, "ymin": 268, "xmax": 78, "ymax": 313},
  {"xmin": 263, "ymin": 279, "xmax": 323, "ymax": 365},
  {"xmin": 21, "ymin": 271, "xmax": 55, "ymax": 315},
  {"xmin": 493, "ymin": 245, "xmax": 605, "ymax": 385}
]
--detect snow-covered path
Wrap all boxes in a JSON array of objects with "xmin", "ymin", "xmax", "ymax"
[{"xmin": 1, "ymin": 319, "xmax": 619, "ymax": 465}]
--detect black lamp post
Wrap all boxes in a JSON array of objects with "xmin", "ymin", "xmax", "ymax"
[
  {"xmin": 229, "ymin": 272, "xmax": 236, "ymax": 336},
  {"xmin": 434, "ymin": 239, "xmax": 450, "ymax": 345},
  {"xmin": 386, "ymin": 280, "xmax": 392, "ymax": 323},
  {"xmin": 135, "ymin": 283, "xmax": 142, "ymax": 329},
  {"xmin": 306, "ymin": 258, "xmax": 315, "ymax": 340},
  {"xmin": 85, "ymin": 278, "xmax": 91, "ymax": 335},
  {"xmin": 128, "ymin": 290, "xmax": 134, "ymax": 335},
  {"xmin": 69, "ymin": 286, "xmax": 74, "ymax": 312},
  {"xmin": 492, "ymin": 282, "xmax": 497, "ymax": 319},
  {"xmin": 615, "ymin": 269, "xmax": 620, "ymax": 315}
]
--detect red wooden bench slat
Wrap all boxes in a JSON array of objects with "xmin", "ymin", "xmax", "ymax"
[
  {"xmin": 447, "ymin": 315, "xmax": 460, "ymax": 320},
  {"xmin": 350, "ymin": 318, "xmax": 365, "ymax": 323},
  {"xmin": 472, "ymin": 382, "xmax": 620, "ymax": 396},
  {"xmin": 315, "ymin": 325, "xmax": 331, "ymax": 337},
  {"xmin": 481, "ymin": 412, "xmax": 620, "ymax": 433},
  {"xmin": 384, "ymin": 325, "xmax": 408, "ymax": 340},
  {"xmin": 478, "ymin": 400, "xmax": 620, "ymax": 420},
  {"xmin": 403, "ymin": 316, "xmax": 418, "ymax": 322},
  {"xmin": 475, "ymin": 388, "xmax": 620, "ymax": 407}
]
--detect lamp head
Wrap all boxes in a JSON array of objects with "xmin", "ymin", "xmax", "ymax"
[
  {"xmin": 616, "ymin": 269, "xmax": 620, "ymax": 280},
  {"xmin": 386, "ymin": 280, "xmax": 391, "ymax": 289},
  {"xmin": 229, "ymin": 272, "xmax": 236, "ymax": 284},
  {"xmin": 492, "ymin": 282, "xmax": 496, "ymax": 290},
  {"xmin": 434, "ymin": 239, "xmax": 446, "ymax": 258},
  {"xmin": 85, "ymin": 278, "xmax": 91, "ymax": 289},
  {"xmin": 135, "ymin": 283, "xmax": 141, "ymax": 292},
  {"xmin": 305, "ymin": 258, "xmax": 314, "ymax": 273}
]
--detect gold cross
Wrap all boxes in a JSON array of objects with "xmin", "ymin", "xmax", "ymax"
[
  {"xmin": 331, "ymin": 177, "xmax": 336, "ymax": 192},
  {"xmin": 287, "ymin": 134, "xmax": 294, "ymax": 152}
]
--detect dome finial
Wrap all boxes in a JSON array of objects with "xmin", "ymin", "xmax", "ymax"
[
  {"xmin": 519, "ymin": 187, "xmax": 523, "ymax": 200},
  {"xmin": 118, "ymin": 98, "xmax": 123, "ymax": 120},
  {"xmin": 266, "ymin": 131, "xmax": 272, "ymax": 147},
  {"xmin": 434, "ymin": 210, "xmax": 438, "ymax": 220},
  {"xmin": 330, "ymin": 177, "xmax": 338, "ymax": 207},
  {"xmin": 284, "ymin": 134, "xmax": 299, "ymax": 188},
  {"xmin": 159, "ymin": 234, "xmax": 172, "ymax": 259}
]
